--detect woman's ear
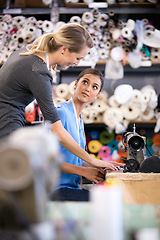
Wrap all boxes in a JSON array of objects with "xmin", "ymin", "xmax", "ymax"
[
  {"xmin": 95, "ymin": 92, "xmax": 100, "ymax": 99},
  {"xmin": 74, "ymin": 80, "xmax": 77, "ymax": 90}
]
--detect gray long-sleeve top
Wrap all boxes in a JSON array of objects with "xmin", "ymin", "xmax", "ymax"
[{"xmin": 0, "ymin": 48, "xmax": 60, "ymax": 139}]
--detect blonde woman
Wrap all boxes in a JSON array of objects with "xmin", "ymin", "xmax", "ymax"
[{"xmin": 0, "ymin": 23, "xmax": 122, "ymax": 171}]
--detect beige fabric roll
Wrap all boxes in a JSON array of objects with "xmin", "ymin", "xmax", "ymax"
[
  {"xmin": 0, "ymin": 148, "xmax": 33, "ymax": 191},
  {"xmin": 103, "ymin": 107, "xmax": 123, "ymax": 129},
  {"xmin": 54, "ymin": 84, "xmax": 69, "ymax": 99},
  {"xmin": 120, "ymin": 103, "xmax": 141, "ymax": 121}
]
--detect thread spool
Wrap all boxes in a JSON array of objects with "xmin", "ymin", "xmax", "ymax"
[{"xmin": 88, "ymin": 140, "xmax": 102, "ymax": 153}]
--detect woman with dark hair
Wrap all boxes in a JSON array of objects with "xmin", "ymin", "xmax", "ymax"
[{"xmin": 50, "ymin": 68, "xmax": 123, "ymax": 201}]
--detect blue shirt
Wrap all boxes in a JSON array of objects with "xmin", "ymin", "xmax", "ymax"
[{"xmin": 56, "ymin": 102, "xmax": 86, "ymax": 189}]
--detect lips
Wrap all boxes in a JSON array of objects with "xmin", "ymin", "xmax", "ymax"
[{"xmin": 82, "ymin": 92, "xmax": 89, "ymax": 97}]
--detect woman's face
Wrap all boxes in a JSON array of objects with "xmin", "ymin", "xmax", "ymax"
[
  {"xmin": 74, "ymin": 73, "xmax": 101, "ymax": 104},
  {"xmin": 58, "ymin": 46, "xmax": 90, "ymax": 70}
]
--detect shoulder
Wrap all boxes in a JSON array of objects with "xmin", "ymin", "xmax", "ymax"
[{"xmin": 57, "ymin": 102, "xmax": 73, "ymax": 120}]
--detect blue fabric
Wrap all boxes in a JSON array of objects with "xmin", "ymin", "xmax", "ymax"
[{"xmin": 56, "ymin": 102, "xmax": 86, "ymax": 189}]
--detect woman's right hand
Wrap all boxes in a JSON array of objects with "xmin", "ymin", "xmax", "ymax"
[{"xmin": 90, "ymin": 157, "xmax": 124, "ymax": 171}]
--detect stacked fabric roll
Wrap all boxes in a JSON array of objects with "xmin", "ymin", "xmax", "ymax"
[
  {"xmin": 68, "ymin": 9, "xmax": 160, "ymax": 76},
  {"xmin": 86, "ymin": 129, "xmax": 125, "ymax": 163},
  {"xmin": 1, "ymin": 11, "xmax": 160, "ymax": 70},
  {"xmin": 0, "ymin": 14, "xmax": 54, "ymax": 64},
  {"xmin": 53, "ymin": 83, "xmax": 158, "ymax": 134}
]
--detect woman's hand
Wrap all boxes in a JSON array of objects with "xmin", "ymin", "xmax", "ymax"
[
  {"xmin": 82, "ymin": 167, "xmax": 105, "ymax": 184},
  {"xmin": 90, "ymin": 157, "xmax": 124, "ymax": 171}
]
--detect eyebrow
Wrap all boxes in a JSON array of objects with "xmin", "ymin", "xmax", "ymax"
[{"xmin": 83, "ymin": 77, "xmax": 100, "ymax": 87}]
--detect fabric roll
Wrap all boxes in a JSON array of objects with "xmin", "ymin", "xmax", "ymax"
[
  {"xmin": 89, "ymin": 130, "xmax": 100, "ymax": 140},
  {"xmin": 121, "ymin": 27, "xmax": 133, "ymax": 40},
  {"xmin": 108, "ymin": 95, "xmax": 119, "ymax": 108},
  {"xmin": 141, "ymin": 108, "xmax": 154, "ymax": 121},
  {"xmin": 120, "ymin": 103, "xmax": 141, "ymax": 121},
  {"xmin": 98, "ymin": 146, "xmax": 111, "ymax": 160},
  {"xmin": 131, "ymin": 89, "xmax": 142, "ymax": 103},
  {"xmin": 82, "ymin": 12, "xmax": 94, "ymax": 24},
  {"xmin": 36, "ymin": 20, "xmax": 43, "ymax": 28},
  {"xmin": 103, "ymin": 107, "xmax": 123, "ymax": 130},
  {"xmin": 114, "ymin": 84, "xmax": 133, "ymax": 105},
  {"xmin": 146, "ymin": 137, "xmax": 153, "ymax": 146},
  {"xmin": 107, "ymin": 139, "xmax": 119, "ymax": 153},
  {"xmin": 42, "ymin": 20, "xmax": 54, "ymax": 33},
  {"xmin": 0, "ymin": 148, "xmax": 33, "ymax": 191},
  {"xmin": 54, "ymin": 97, "xmax": 66, "ymax": 107},
  {"xmin": 82, "ymin": 108, "xmax": 98, "ymax": 124},
  {"xmin": 112, "ymin": 29, "xmax": 121, "ymax": 40},
  {"xmin": 110, "ymin": 46, "xmax": 124, "ymax": 61},
  {"xmin": 42, "ymin": 0, "xmax": 52, "ymax": 5},
  {"xmin": 70, "ymin": 16, "xmax": 81, "ymax": 24},
  {"xmin": 91, "ymin": 99, "xmax": 108, "ymax": 113},
  {"xmin": 96, "ymin": 14, "xmax": 108, "ymax": 27},
  {"xmin": 99, "ymin": 130, "xmax": 114, "ymax": 145},
  {"xmin": 54, "ymin": 84, "xmax": 69, "ymax": 99},
  {"xmin": 69, "ymin": 81, "xmax": 75, "ymax": 95},
  {"xmin": 127, "ymin": 51, "xmax": 142, "ymax": 69},
  {"xmin": 143, "ymin": 29, "xmax": 160, "ymax": 48},
  {"xmin": 88, "ymin": 140, "xmax": 102, "ymax": 153},
  {"xmin": 153, "ymin": 133, "xmax": 160, "ymax": 146}
]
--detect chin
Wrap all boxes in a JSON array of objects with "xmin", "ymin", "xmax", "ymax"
[{"xmin": 57, "ymin": 65, "xmax": 70, "ymax": 70}]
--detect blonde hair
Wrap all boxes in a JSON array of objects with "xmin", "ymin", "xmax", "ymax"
[{"xmin": 20, "ymin": 23, "xmax": 94, "ymax": 56}]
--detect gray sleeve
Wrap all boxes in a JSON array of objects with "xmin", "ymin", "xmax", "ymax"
[{"xmin": 28, "ymin": 69, "xmax": 60, "ymax": 124}]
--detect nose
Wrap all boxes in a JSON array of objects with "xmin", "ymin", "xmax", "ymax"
[{"xmin": 73, "ymin": 59, "xmax": 81, "ymax": 66}]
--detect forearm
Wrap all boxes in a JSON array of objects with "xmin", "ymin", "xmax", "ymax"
[
  {"xmin": 51, "ymin": 121, "xmax": 123, "ymax": 170},
  {"xmin": 61, "ymin": 162, "xmax": 85, "ymax": 176},
  {"xmin": 51, "ymin": 120, "xmax": 94, "ymax": 165}
]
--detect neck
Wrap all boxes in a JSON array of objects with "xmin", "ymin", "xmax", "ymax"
[{"xmin": 71, "ymin": 96, "xmax": 86, "ymax": 118}]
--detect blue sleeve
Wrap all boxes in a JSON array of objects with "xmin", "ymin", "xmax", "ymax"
[{"xmin": 56, "ymin": 107, "xmax": 66, "ymax": 127}]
